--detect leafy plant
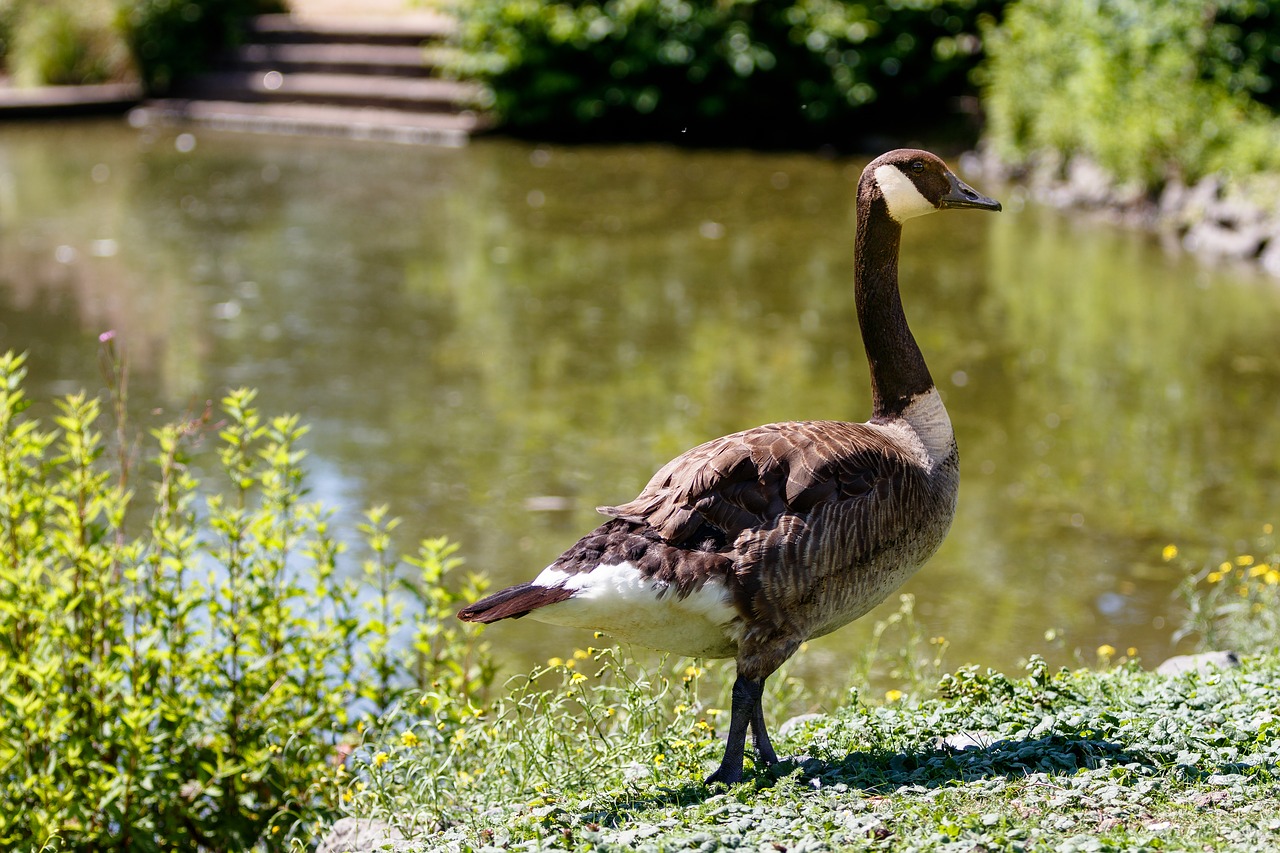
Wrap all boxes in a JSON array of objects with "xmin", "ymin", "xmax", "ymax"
[
  {"xmin": 0, "ymin": 348, "xmax": 492, "ymax": 851},
  {"xmin": 120, "ymin": 0, "xmax": 285, "ymax": 93},
  {"xmin": 1174, "ymin": 524, "xmax": 1280, "ymax": 655},
  {"xmin": 451, "ymin": 0, "xmax": 1004, "ymax": 147}
]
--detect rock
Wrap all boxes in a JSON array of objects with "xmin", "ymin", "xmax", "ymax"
[
  {"xmin": 1156, "ymin": 650, "xmax": 1240, "ymax": 676},
  {"xmin": 1064, "ymin": 156, "xmax": 1115, "ymax": 207},
  {"xmin": 1259, "ymin": 238, "xmax": 1280, "ymax": 277},
  {"xmin": 1176, "ymin": 175, "xmax": 1224, "ymax": 227},
  {"xmin": 1182, "ymin": 220, "xmax": 1268, "ymax": 259},
  {"xmin": 778, "ymin": 713, "xmax": 826, "ymax": 738},
  {"xmin": 315, "ymin": 817, "xmax": 409, "ymax": 853},
  {"xmin": 937, "ymin": 731, "xmax": 998, "ymax": 752}
]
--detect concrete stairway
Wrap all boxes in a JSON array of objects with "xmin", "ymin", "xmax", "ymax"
[{"xmin": 130, "ymin": 13, "xmax": 488, "ymax": 146}]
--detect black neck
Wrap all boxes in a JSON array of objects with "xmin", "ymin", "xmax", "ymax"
[{"xmin": 854, "ymin": 191, "xmax": 935, "ymax": 420}]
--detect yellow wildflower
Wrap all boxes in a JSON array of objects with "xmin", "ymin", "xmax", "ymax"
[
  {"xmin": 1162, "ymin": 544, "xmax": 1178, "ymax": 561},
  {"xmin": 1250, "ymin": 565, "xmax": 1269, "ymax": 578},
  {"xmin": 1220, "ymin": 561, "xmax": 1233, "ymax": 572},
  {"xmin": 547, "ymin": 657, "xmax": 564, "ymax": 668},
  {"xmin": 1265, "ymin": 523, "xmax": 1274, "ymax": 535},
  {"xmin": 569, "ymin": 672, "xmax": 587, "ymax": 685},
  {"xmin": 1266, "ymin": 570, "xmax": 1280, "ymax": 585},
  {"xmin": 565, "ymin": 659, "xmax": 576, "ymax": 669},
  {"xmin": 1207, "ymin": 570, "xmax": 1226, "ymax": 584},
  {"xmin": 594, "ymin": 631, "xmax": 605, "ymax": 639},
  {"xmin": 1127, "ymin": 647, "xmax": 1138, "ymax": 658},
  {"xmin": 674, "ymin": 704, "xmax": 689, "ymax": 714},
  {"xmin": 884, "ymin": 689, "xmax": 903, "ymax": 703},
  {"xmin": 1096, "ymin": 644, "xmax": 1116, "ymax": 658},
  {"xmin": 683, "ymin": 665, "xmax": 703, "ymax": 681},
  {"xmin": 372, "ymin": 752, "xmax": 389, "ymax": 768},
  {"xmin": 1237, "ymin": 554, "xmax": 1255, "ymax": 567},
  {"xmin": 573, "ymin": 649, "xmax": 590, "ymax": 661},
  {"xmin": 400, "ymin": 731, "xmax": 420, "ymax": 748},
  {"xmin": 654, "ymin": 753, "xmax": 665, "ymax": 765}
]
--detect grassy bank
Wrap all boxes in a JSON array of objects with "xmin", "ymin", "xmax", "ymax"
[
  {"xmin": 343, "ymin": 651, "xmax": 1280, "ymax": 851},
  {"xmin": 5, "ymin": 345, "xmax": 1278, "ymax": 851}
]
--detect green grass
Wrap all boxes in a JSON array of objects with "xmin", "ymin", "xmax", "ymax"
[
  {"xmin": 6, "ymin": 342, "xmax": 1277, "ymax": 851},
  {"xmin": 343, "ymin": 650, "xmax": 1280, "ymax": 851},
  {"xmin": 335, "ymin": 519, "xmax": 1280, "ymax": 852}
]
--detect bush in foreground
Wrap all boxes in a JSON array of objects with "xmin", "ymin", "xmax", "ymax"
[{"xmin": 0, "ymin": 349, "xmax": 491, "ymax": 851}]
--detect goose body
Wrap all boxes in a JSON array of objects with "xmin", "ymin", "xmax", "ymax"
[{"xmin": 459, "ymin": 149, "xmax": 1000, "ymax": 784}]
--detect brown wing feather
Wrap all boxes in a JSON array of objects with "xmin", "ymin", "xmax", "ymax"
[
  {"xmin": 601, "ymin": 421, "xmax": 903, "ymax": 543},
  {"xmin": 597, "ymin": 420, "xmax": 956, "ymax": 667}
]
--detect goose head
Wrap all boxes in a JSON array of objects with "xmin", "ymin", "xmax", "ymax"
[{"xmin": 865, "ymin": 149, "xmax": 1002, "ymax": 224}]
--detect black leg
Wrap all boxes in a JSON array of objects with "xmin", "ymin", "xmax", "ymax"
[
  {"xmin": 705, "ymin": 675, "xmax": 771, "ymax": 785},
  {"xmin": 751, "ymin": 694, "xmax": 778, "ymax": 767}
]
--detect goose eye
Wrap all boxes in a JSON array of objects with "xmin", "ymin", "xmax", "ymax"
[{"xmin": 910, "ymin": 160, "xmax": 925, "ymax": 174}]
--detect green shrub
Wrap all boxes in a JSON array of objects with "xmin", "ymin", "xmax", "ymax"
[
  {"xmin": 121, "ymin": 0, "xmax": 285, "ymax": 93},
  {"xmin": 452, "ymin": 0, "xmax": 1004, "ymax": 147},
  {"xmin": 0, "ymin": 348, "xmax": 492, "ymax": 851},
  {"xmin": 5, "ymin": 0, "xmax": 132, "ymax": 86},
  {"xmin": 982, "ymin": 0, "xmax": 1280, "ymax": 187}
]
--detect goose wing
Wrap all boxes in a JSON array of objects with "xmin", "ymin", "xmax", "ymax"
[
  {"xmin": 602, "ymin": 420, "xmax": 916, "ymax": 544},
  {"xmin": 600, "ymin": 420, "xmax": 942, "ymax": 626}
]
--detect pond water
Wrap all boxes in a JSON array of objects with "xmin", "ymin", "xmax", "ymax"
[{"xmin": 3, "ymin": 119, "xmax": 1279, "ymax": 687}]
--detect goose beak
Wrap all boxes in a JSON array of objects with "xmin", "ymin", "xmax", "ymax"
[{"xmin": 940, "ymin": 171, "xmax": 1002, "ymax": 212}]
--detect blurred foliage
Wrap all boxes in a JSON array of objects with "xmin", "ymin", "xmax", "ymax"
[
  {"xmin": 982, "ymin": 0, "xmax": 1280, "ymax": 187},
  {"xmin": 0, "ymin": 0, "xmax": 13, "ymax": 70},
  {"xmin": 2, "ymin": 0, "xmax": 133, "ymax": 86},
  {"xmin": 452, "ymin": 0, "xmax": 1004, "ymax": 147},
  {"xmin": 120, "ymin": 0, "xmax": 285, "ymax": 93}
]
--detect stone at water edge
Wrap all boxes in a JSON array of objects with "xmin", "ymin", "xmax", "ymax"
[{"xmin": 1156, "ymin": 651, "xmax": 1241, "ymax": 676}]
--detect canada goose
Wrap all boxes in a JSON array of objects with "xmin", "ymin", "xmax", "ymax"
[{"xmin": 458, "ymin": 149, "xmax": 1001, "ymax": 785}]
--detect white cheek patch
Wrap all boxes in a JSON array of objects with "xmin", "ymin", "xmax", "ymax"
[{"xmin": 874, "ymin": 164, "xmax": 937, "ymax": 223}]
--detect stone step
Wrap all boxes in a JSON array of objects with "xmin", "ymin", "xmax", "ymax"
[
  {"xmin": 173, "ymin": 70, "xmax": 483, "ymax": 113},
  {"xmin": 227, "ymin": 42, "xmax": 456, "ymax": 77},
  {"xmin": 0, "ymin": 81, "xmax": 142, "ymax": 116},
  {"xmin": 130, "ymin": 99, "xmax": 489, "ymax": 147},
  {"xmin": 247, "ymin": 13, "xmax": 455, "ymax": 46},
  {"xmin": 133, "ymin": 13, "xmax": 487, "ymax": 146}
]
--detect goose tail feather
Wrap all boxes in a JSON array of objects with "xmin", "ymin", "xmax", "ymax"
[{"xmin": 457, "ymin": 582, "xmax": 573, "ymax": 623}]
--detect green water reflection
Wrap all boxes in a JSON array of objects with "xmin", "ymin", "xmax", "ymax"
[{"xmin": 3, "ymin": 119, "xmax": 1279, "ymax": 684}]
